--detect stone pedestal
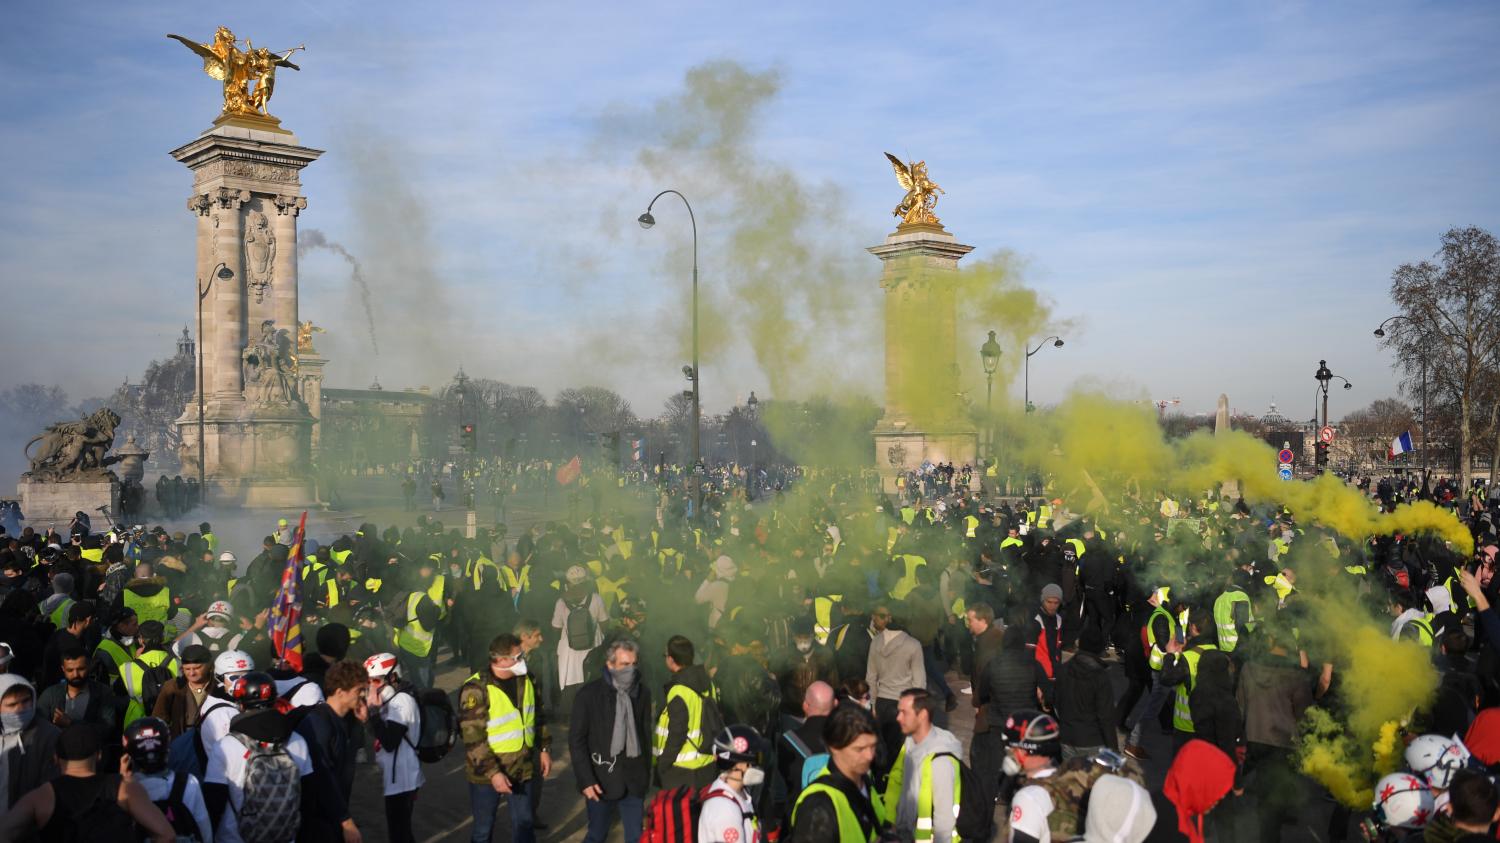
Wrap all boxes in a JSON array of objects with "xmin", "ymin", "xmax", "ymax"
[
  {"xmin": 18, "ymin": 474, "xmax": 121, "ymax": 528},
  {"xmin": 869, "ymin": 223, "xmax": 978, "ymax": 493},
  {"xmin": 171, "ymin": 121, "xmax": 322, "ymax": 508},
  {"xmin": 297, "ymin": 353, "xmax": 327, "ymax": 454}
]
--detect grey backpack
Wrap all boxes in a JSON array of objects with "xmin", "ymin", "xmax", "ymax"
[{"xmin": 229, "ymin": 733, "xmax": 301, "ymax": 843}]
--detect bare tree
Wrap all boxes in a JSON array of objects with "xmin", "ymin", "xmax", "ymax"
[
  {"xmin": 1340, "ymin": 398, "xmax": 1416, "ymax": 468},
  {"xmin": 1382, "ymin": 226, "xmax": 1500, "ymax": 482}
]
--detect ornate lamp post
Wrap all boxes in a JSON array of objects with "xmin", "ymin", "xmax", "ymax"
[
  {"xmin": 979, "ymin": 331, "xmax": 1002, "ymax": 464},
  {"xmin": 639, "ymin": 190, "xmax": 702, "ymax": 518},
  {"xmin": 1313, "ymin": 359, "xmax": 1352, "ymax": 473}
]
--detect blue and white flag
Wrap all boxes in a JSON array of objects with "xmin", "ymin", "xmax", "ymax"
[{"xmin": 1388, "ymin": 431, "xmax": 1414, "ymax": 460}]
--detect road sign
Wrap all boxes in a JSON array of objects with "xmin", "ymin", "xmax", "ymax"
[
  {"xmin": 1319, "ymin": 426, "xmax": 1335, "ymax": 444},
  {"xmin": 1277, "ymin": 449, "xmax": 1294, "ymax": 464},
  {"xmin": 1279, "ymin": 465, "xmax": 1294, "ymax": 481}
]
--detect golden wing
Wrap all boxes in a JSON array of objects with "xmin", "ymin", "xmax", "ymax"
[
  {"xmin": 884, "ymin": 152, "xmax": 914, "ymax": 191},
  {"xmin": 167, "ymin": 34, "xmax": 227, "ymax": 81}
]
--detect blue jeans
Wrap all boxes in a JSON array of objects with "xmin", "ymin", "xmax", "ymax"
[
  {"xmin": 469, "ymin": 778, "xmax": 536, "ymax": 843},
  {"xmin": 584, "ymin": 795, "xmax": 643, "ymax": 843}
]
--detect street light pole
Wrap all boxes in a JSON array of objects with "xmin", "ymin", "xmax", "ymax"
[
  {"xmin": 1024, "ymin": 336, "xmax": 1065, "ymax": 414},
  {"xmin": 197, "ymin": 262, "xmax": 232, "ymax": 508},
  {"xmin": 1375, "ymin": 315, "xmax": 1428, "ymax": 481},
  {"xmin": 979, "ymin": 331, "xmax": 1002, "ymax": 468},
  {"xmin": 639, "ymin": 190, "xmax": 702, "ymax": 519}
]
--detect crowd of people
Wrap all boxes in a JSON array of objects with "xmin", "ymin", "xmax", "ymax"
[{"xmin": 1, "ymin": 463, "xmax": 1499, "ymax": 842}]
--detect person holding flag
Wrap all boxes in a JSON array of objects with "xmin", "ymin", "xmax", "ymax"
[{"xmin": 269, "ymin": 512, "xmax": 309, "ymax": 676}]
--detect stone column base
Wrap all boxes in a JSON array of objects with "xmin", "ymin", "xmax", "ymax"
[
  {"xmin": 873, "ymin": 428, "xmax": 979, "ymax": 494},
  {"xmin": 18, "ymin": 474, "xmax": 122, "ymax": 529},
  {"xmin": 202, "ymin": 476, "xmax": 317, "ymax": 509}
]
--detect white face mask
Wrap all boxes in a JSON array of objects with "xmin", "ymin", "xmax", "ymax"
[
  {"xmin": 202, "ymin": 626, "xmax": 229, "ymax": 640},
  {"xmin": 509, "ymin": 658, "xmax": 528, "ymax": 677},
  {"xmin": 378, "ymin": 683, "xmax": 396, "ymax": 704},
  {"xmin": 1002, "ymin": 752, "xmax": 1022, "ymax": 777},
  {"xmin": 741, "ymin": 766, "xmax": 766, "ymax": 786}
]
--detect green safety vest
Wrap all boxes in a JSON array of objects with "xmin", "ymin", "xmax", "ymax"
[
  {"xmin": 94, "ymin": 638, "xmax": 131, "ymax": 680},
  {"xmin": 1212, "ymin": 589, "xmax": 1254, "ymax": 653},
  {"xmin": 120, "ymin": 650, "xmax": 179, "ymax": 725},
  {"xmin": 1171, "ymin": 643, "xmax": 1220, "ymax": 733},
  {"xmin": 1037, "ymin": 505, "xmax": 1052, "ymax": 529},
  {"xmin": 653, "ymin": 683, "xmax": 717, "ymax": 770},
  {"xmin": 890, "ymin": 555, "xmax": 927, "ymax": 601},
  {"xmin": 468, "ymin": 555, "xmax": 500, "ymax": 591},
  {"xmin": 325, "ymin": 578, "xmax": 342, "ymax": 608},
  {"xmin": 814, "ymin": 595, "xmax": 843, "ymax": 645},
  {"xmin": 395, "ymin": 592, "xmax": 435, "ymax": 658},
  {"xmin": 1146, "ymin": 606, "xmax": 1177, "ymax": 671},
  {"xmin": 1407, "ymin": 616, "xmax": 1435, "ymax": 646},
  {"xmin": 81, "ymin": 548, "xmax": 103, "ymax": 564},
  {"xmin": 301, "ymin": 558, "xmax": 329, "ymax": 589},
  {"xmin": 964, "ymin": 515, "xmax": 979, "ymax": 539},
  {"xmin": 1000, "ymin": 537, "xmax": 1024, "ymax": 552},
  {"xmin": 202, "ymin": 532, "xmax": 217, "ymax": 554},
  {"xmin": 122, "ymin": 587, "xmax": 171, "ymax": 626},
  {"xmin": 884, "ymin": 744, "xmax": 961, "ymax": 842},
  {"xmin": 330, "ymin": 548, "xmax": 352, "ymax": 566},
  {"xmin": 47, "ymin": 598, "xmax": 76, "ymax": 630},
  {"xmin": 792, "ymin": 769, "xmax": 887, "ymax": 842},
  {"xmin": 466, "ymin": 672, "xmax": 535, "ymax": 754}
]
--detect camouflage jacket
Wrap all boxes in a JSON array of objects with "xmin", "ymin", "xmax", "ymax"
[
  {"xmin": 459, "ymin": 672, "xmax": 550, "ymax": 785},
  {"xmin": 1039, "ymin": 754, "xmax": 1146, "ymax": 840}
]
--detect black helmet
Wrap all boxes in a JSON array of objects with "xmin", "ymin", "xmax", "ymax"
[
  {"xmin": 712, "ymin": 724, "xmax": 764, "ymax": 771},
  {"xmin": 123, "ymin": 717, "xmax": 171, "ymax": 773},
  {"xmin": 1001, "ymin": 709, "xmax": 1060, "ymax": 756},
  {"xmin": 229, "ymin": 671, "xmax": 279, "ymax": 710}
]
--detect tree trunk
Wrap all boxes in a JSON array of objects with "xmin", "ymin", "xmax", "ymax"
[
  {"xmin": 1490, "ymin": 400, "xmax": 1500, "ymax": 486},
  {"xmin": 1461, "ymin": 395, "xmax": 1472, "ymax": 486}
]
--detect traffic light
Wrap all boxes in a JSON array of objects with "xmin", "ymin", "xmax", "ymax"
[
  {"xmin": 460, "ymin": 423, "xmax": 477, "ymax": 452},
  {"xmin": 1314, "ymin": 440, "xmax": 1329, "ymax": 472}
]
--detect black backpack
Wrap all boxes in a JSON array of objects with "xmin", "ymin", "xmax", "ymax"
[
  {"xmin": 132, "ymin": 657, "xmax": 175, "ymax": 716},
  {"xmin": 410, "ymin": 686, "xmax": 458, "ymax": 764},
  {"xmin": 153, "ymin": 771, "xmax": 206, "ymax": 841},
  {"xmin": 932, "ymin": 751, "xmax": 994, "ymax": 843},
  {"xmin": 565, "ymin": 596, "xmax": 597, "ymax": 651}
]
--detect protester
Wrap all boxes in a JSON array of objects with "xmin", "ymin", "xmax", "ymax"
[
  {"xmin": 698, "ymin": 724, "xmax": 766, "ymax": 843},
  {"xmin": 889, "ymin": 688, "xmax": 963, "ymax": 843},
  {"xmin": 655, "ymin": 634, "xmax": 720, "ymax": 791},
  {"xmin": 789, "ymin": 704, "xmax": 885, "ymax": 842},
  {"xmin": 296, "ymin": 660, "xmax": 368, "ymax": 842},
  {"xmin": 569, "ymin": 638, "xmax": 649, "ymax": 843},
  {"xmin": 203, "ymin": 670, "xmax": 314, "ymax": 843},
  {"xmin": 0, "ymin": 674, "xmax": 58, "ymax": 814},
  {"xmin": 365, "ymin": 652, "xmax": 424, "ymax": 843},
  {"xmin": 462, "ymin": 632, "xmax": 551, "ymax": 843},
  {"xmin": 123, "ymin": 716, "xmax": 214, "ymax": 843}
]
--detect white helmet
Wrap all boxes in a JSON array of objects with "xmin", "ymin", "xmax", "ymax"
[
  {"xmin": 1405, "ymin": 734, "xmax": 1473, "ymax": 789},
  {"xmin": 218, "ymin": 551, "xmax": 236, "ymax": 564},
  {"xmin": 205, "ymin": 601, "xmax": 233, "ymax": 621},
  {"xmin": 214, "ymin": 649, "xmax": 254, "ymax": 682},
  {"xmin": 1372, "ymin": 772, "xmax": 1435, "ymax": 829},
  {"xmin": 364, "ymin": 652, "xmax": 399, "ymax": 679}
]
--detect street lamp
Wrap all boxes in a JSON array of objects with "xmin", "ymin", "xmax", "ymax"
[
  {"xmin": 1313, "ymin": 359, "xmax": 1352, "ymax": 473},
  {"xmin": 979, "ymin": 331, "xmax": 1002, "ymax": 464},
  {"xmin": 1024, "ymin": 336, "xmax": 1064, "ymax": 414},
  {"xmin": 196, "ymin": 262, "xmax": 233, "ymax": 507},
  {"xmin": 1375, "ymin": 315, "xmax": 1428, "ymax": 479},
  {"xmin": 639, "ymin": 189, "xmax": 702, "ymax": 518},
  {"xmin": 746, "ymin": 391, "xmax": 759, "ymax": 494}
]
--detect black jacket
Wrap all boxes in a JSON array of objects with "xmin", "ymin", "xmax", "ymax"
[
  {"xmin": 778, "ymin": 714, "xmax": 827, "ymax": 803},
  {"xmin": 568, "ymin": 672, "xmax": 651, "ymax": 800},
  {"xmin": 789, "ymin": 763, "xmax": 881, "ymax": 843},
  {"xmin": 1055, "ymin": 650, "xmax": 1117, "ymax": 750},
  {"xmin": 295, "ymin": 702, "xmax": 355, "ymax": 833},
  {"xmin": 977, "ymin": 643, "xmax": 1042, "ymax": 733}
]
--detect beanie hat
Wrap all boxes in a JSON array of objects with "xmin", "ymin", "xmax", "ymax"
[
  {"xmin": 57, "ymin": 723, "xmax": 102, "ymax": 761},
  {"xmin": 1085, "ymin": 774, "xmax": 1157, "ymax": 843},
  {"xmin": 1041, "ymin": 583, "xmax": 1064, "ymax": 602},
  {"xmin": 316, "ymin": 623, "xmax": 351, "ymax": 660}
]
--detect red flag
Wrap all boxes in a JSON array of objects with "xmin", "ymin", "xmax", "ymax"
[
  {"xmin": 556, "ymin": 455, "xmax": 582, "ymax": 486},
  {"xmin": 269, "ymin": 511, "xmax": 307, "ymax": 672}
]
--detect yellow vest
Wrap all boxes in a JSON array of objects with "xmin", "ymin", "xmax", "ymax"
[
  {"xmin": 123, "ymin": 587, "xmax": 171, "ymax": 626},
  {"xmin": 120, "ymin": 650, "xmax": 179, "ymax": 725},
  {"xmin": 467, "ymin": 673, "xmax": 535, "ymax": 754},
  {"xmin": 396, "ymin": 592, "xmax": 435, "ymax": 658},
  {"xmin": 653, "ymin": 683, "xmax": 716, "ymax": 769}
]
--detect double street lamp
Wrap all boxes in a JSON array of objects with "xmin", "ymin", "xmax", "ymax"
[
  {"xmin": 1374, "ymin": 316, "xmax": 1428, "ymax": 478},
  {"xmin": 1024, "ymin": 336, "xmax": 1065, "ymax": 414},
  {"xmin": 1313, "ymin": 359, "xmax": 1352, "ymax": 473},
  {"xmin": 639, "ymin": 190, "xmax": 703, "ymax": 518},
  {"xmin": 196, "ymin": 262, "xmax": 234, "ymax": 507}
]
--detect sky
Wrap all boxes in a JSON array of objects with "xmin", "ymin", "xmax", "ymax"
[{"xmin": 1, "ymin": 1, "xmax": 1497, "ymax": 424}]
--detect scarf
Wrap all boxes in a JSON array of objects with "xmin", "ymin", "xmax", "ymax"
[
  {"xmin": 607, "ymin": 669, "xmax": 640, "ymax": 759},
  {"xmin": 1163, "ymin": 739, "xmax": 1235, "ymax": 843}
]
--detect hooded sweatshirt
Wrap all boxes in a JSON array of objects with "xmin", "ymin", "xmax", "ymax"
[
  {"xmin": 892, "ymin": 725, "xmax": 964, "ymax": 843},
  {"xmin": 0, "ymin": 674, "xmax": 60, "ymax": 813}
]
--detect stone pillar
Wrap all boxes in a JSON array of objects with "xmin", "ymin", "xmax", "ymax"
[
  {"xmin": 272, "ymin": 195, "xmax": 307, "ymax": 333},
  {"xmin": 297, "ymin": 353, "xmax": 326, "ymax": 453},
  {"xmin": 868, "ymin": 223, "xmax": 977, "ymax": 492},
  {"xmin": 212, "ymin": 187, "xmax": 250, "ymax": 402},
  {"xmin": 187, "ymin": 193, "xmax": 215, "ymax": 399}
]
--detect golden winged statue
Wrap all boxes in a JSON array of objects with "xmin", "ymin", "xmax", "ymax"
[
  {"xmin": 884, "ymin": 152, "xmax": 946, "ymax": 227},
  {"xmin": 296, "ymin": 320, "xmax": 324, "ymax": 353},
  {"xmin": 167, "ymin": 27, "xmax": 304, "ymax": 120}
]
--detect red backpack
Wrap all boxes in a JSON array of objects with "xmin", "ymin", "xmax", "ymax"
[{"xmin": 643, "ymin": 785, "xmax": 745, "ymax": 843}]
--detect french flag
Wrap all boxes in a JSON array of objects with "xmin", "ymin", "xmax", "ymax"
[{"xmin": 1388, "ymin": 431, "xmax": 1414, "ymax": 460}]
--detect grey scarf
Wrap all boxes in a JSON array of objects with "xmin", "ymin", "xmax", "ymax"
[{"xmin": 608, "ymin": 668, "xmax": 640, "ymax": 759}]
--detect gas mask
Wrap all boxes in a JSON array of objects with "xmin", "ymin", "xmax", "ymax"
[{"xmin": 1002, "ymin": 751, "xmax": 1023, "ymax": 777}]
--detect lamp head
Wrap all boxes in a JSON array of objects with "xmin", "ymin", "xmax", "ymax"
[
  {"xmin": 747, "ymin": 391, "xmax": 758, "ymax": 407},
  {"xmin": 1343, "ymin": 382, "xmax": 1353, "ymax": 390},
  {"xmin": 1053, "ymin": 338, "xmax": 1065, "ymax": 348},
  {"xmin": 979, "ymin": 330, "xmax": 1003, "ymax": 375},
  {"xmin": 637, "ymin": 212, "xmax": 656, "ymax": 230},
  {"xmin": 216, "ymin": 265, "xmax": 234, "ymax": 280},
  {"xmin": 1373, "ymin": 327, "xmax": 1386, "ymax": 338},
  {"xmin": 682, "ymin": 365, "xmax": 695, "ymax": 381}
]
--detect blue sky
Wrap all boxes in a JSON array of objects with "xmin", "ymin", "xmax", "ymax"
[{"xmin": 2, "ymin": 1, "xmax": 1497, "ymax": 422}]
